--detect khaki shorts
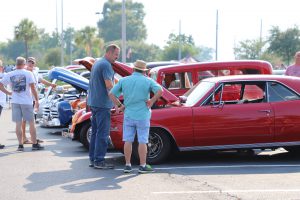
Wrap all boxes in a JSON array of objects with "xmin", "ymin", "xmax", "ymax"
[{"xmin": 12, "ymin": 103, "xmax": 34, "ymax": 122}]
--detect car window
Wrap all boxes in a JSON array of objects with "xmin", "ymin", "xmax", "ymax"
[
  {"xmin": 267, "ymin": 82, "xmax": 300, "ymax": 102},
  {"xmin": 149, "ymin": 71, "xmax": 158, "ymax": 81},
  {"xmin": 166, "ymin": 72, "xmax": 193, "ymax": 89},
  {"xmin": 185, "ymin": 81, "xmax": 215, "ymax": 106},
  {"xmin": 204, "ymin": 81, "xmax": 266, "ymax": 105}
]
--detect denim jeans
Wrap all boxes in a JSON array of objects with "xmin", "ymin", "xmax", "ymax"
[{"xmin": 89, "ymin": 106, "xmax": 111, "ymax": 163}]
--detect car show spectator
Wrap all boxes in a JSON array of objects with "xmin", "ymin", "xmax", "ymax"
[
  {"xmin": 87, "ymin": 44, "xmax": 120, "ymax": 169},
  {"xmin": 285, "ymin": 51, "xmax": 300, "ymax": 77},
  {"xmin": 0, "ymin": 57, "xmax": 44, "ymax": 151},
  {"xmin": 0, "ymin": 59, "xmax": 6, "ymax": 149},
  {"xmin": 109, "ymin": 60, "xmax": 162, "ymax": 173},
  {"xmin": 21, "ymin": 57, "xmax": 56, "ymax": 144}
]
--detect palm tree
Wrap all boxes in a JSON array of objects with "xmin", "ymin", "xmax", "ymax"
[
  {"xmin": 14, "ymin": 18, "xmax": 39, "ymax": 59},
  {"xmin": 74, "ymin": 26, "xmax": 104, "ymax": 57}
]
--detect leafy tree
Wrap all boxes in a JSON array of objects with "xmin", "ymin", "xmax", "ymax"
[
  {"xmin": 63, "ymin": 27, "xmax": 75, "ymax": 62},
  {"xmin": 38, "ymin": 30, "xmax": 60, "ymax": 50},
  {"xmin": 233, "ymin": 39, "xmax": 266, "ymax": 59},
  {"xmin": 0, "ymin": 40, "xmax": 25, "ymax": 61},
  {"xmin": 268, "ymin": 25, "xmax": 300, "ymax": 65},
  {"xmin": 161, "ymin": 33, "xmax": 200, "ymax": 61},
  {"xmin": 74, "ymin": 26, "xmax": 104, "ymax": 57},
  {"xmin": 98, "ymin": 0, "xmax": 147, "ymax": 42},
  {"xmin": 126, "ymin": 41, "xmax": 162, "ymax": 62},
  {"xmin": 44, "ymin": 48, "xmax": 62, "ymax": 67},
  {"xmin": 14, "ymin": 18, "xmax": 39, "ymax": 59},
  {"xmin": 196, "ymin": 46, "xmax": 214, "ymax": 61}
]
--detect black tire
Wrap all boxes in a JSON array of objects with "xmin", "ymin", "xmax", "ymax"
[
  {"xmin": 79, "ymin": 121, "xmax": 91, "ymax": 150},
  {"xmin": 132, "ymin": 128, "xmax": 172, "ymax": 165}
]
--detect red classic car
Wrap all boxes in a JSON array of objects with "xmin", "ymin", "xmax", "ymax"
[
  {"xmin": 110, "ymin": 75, "xmax": 300, "ymax": 164},
  {"xmin": 70, "ymin": 60, "xmax": 273, "ymax": 149}
]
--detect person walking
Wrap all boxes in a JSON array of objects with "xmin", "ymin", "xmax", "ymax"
[
  {"xmin": 0, "ymin": 59, "xmax": 6, "ymax": 149},
  {"xmin": 87, "ymin": 44, "xmax": 120, "ymax": 169},
  {"xmin": 285, "ymin": 51, "xmax": 300, "ymax": 77},
  {"xmin": 109, "ymin": 60, "xmax": 162, "ymax": 173},
  {"xmin": 21, "ymin": 57, "xmax": 56, "ymax": 144},
  {"xmin": 0, "ymin": 57, "xmax": 44, "ymax": 151}
]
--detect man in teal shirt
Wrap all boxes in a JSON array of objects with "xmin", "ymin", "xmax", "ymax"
[{"xmin": 109, "ymin": 60, "xmax": 162, "ymax": 173}]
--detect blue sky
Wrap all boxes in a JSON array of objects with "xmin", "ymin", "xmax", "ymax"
[{"xmin": 1, "ymin": 0, "xmax": 299, "ymax": 60}]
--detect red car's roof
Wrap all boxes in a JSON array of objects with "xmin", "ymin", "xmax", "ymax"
[{"xmin": 150, "ymin": 60, "xmax": 273, "ymax": 74}]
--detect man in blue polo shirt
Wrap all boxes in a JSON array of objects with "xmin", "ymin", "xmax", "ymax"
[
  {"xmin": 88, "ymin": 44, "xmax": 120, "ymax": 169},
  {"xmin": 109, "ymin": 60, "xmax": 162, "ymax": 173}
]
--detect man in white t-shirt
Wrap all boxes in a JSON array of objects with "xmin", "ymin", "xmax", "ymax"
[
  {"xmin": 21, "ymin": 57, "xmax": 56, "ymax": 144},
  {"xmin": 0, "ymin": 57, "xmax": 44, "ymax": 151},
  {"xmin": 0, "ymin": 60, "xmax": 6, "ymax": 149}
]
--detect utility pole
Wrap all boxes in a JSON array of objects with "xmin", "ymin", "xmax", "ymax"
[
  {"xmin": 259, "ymin": 19, "xmax": 263, "ymax": 57},
  {"xmin": 215, "ymin": 10, "xmax": 219, "ymax": 61},
  {"xmin": 56, "ymin": 0, "xmax": 58, "ymax": 36},
  {"xmin": 60, "ymin": 0, "xmax": 64, "ymax": 66},
  {"xmin": 178, "ymin": 20, "xmax": 182, "ymax": 61},
  {"xmin": 121, "ymin": 0, "xmax": 126, "ymax": 63}
]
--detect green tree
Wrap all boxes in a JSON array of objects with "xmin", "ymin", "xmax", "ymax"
[
  {"xmin": 161, "ymin": 33, "xmax": 200, "ymax": 61},
  {"xmin": 74, "ymin": 26, "xmax": 104, "ymax": 57},
  {"xmin": 233, "ymin": 39, "xmax": 266, "ymax": 59},
  {"xmin": 44, "ymin": 48, "xmax": 61, "ymax": 66},
  {"xmin": 196, "ymin": 46, "xmax": 214, "ymax": 61},
  {"xmin": 268, "ymin": 25, "xmax": 300, "ymax": 65},
  {"xmin": 98, "ymin": 0, "xmax": 147, "ymax": 42},
  {"xmin": 0, "ymin": 40, "xmax": 25, "ymax": 61},
  {"xmin": 126, "ymin": 41, "xmax": 162, "ymax": 62},
  {"xmin": 38, "ymin": 30, "xmax": 60, "ymax": 50},
  {"xmin": 14, "ymin": 18, "xmax": 39, "ymax": 59}
]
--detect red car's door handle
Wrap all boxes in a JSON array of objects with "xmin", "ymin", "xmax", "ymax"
[{"xmin": 258, "ymin": 110, "xmax": 271, "ymax": 114}]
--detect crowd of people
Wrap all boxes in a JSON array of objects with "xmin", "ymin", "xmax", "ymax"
[{"xmin": 1, "ymin": 49, "xmax": 300, "ymax": 173}]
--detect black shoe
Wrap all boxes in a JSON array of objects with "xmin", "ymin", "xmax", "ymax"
[
  {"xmin": 32, "ymin": 143, "xmax": 44, "ymax": 150},
  {"xmin": 94, "ymin": 161, "xmax": 114, "ymax": 169},
  {"xmin": 17, "ymin": 145, "xmax": 24, "ymax": 151},
  {"xmin": 124, "ymin": 165, "xmax": 132, "ymax": 173},
  {"xmin": 89, "ymin": 160, "xmax": 94, "ymax": 167},
  {"xmin": 0, "ymin": 144, "xmax": 4, "ymax": 149}
]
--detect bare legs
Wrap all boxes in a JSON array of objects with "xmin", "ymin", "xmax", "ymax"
[{"xmin": 124, "ymin": 142, "xmax": 147, "ymax": 166}]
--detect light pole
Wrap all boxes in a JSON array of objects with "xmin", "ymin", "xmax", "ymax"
[
  {"xmin": 60, "ymin": 0, "xmax": 64, "ymax": 66},
  {"xmin": 121, "ymin": 0, "xmax": 126, "ymax": 63},
  {"xmin": 215, "ymin": 9, "xmax": 219, "ymax": 61},
  {"xmin": 178, "ymin": 20, "xmax": 182, "ymax": 61}
]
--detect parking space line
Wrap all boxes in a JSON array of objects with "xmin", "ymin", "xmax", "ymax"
[
  {"xmin": 113, "ymin": 164, "xmax": 300, "ymax": 171},
  {"xmin": 154, "ymin": 164, "xmax": 300, "ymax": 170},
  {"xmin": 153, "ymin": 189, "xmax": 300, "ymax": 194}
]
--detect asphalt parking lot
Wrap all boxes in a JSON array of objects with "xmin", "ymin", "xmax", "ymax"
[{"xmin": 1, "ymin": 107, "xmax": 300, "ymax": 200}]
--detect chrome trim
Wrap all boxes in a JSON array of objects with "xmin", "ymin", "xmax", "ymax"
[{"xmin": 179, "ymin": 141, "xmax": 300, "ymax": 151}]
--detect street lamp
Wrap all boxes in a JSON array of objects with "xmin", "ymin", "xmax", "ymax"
[
  {"xmin": 121, "ymin": 0, "xmax": 126, "ymax": 63},
  {"xmin": 61, "ymin": 0, "xmax": 64, "ymax": 66}
]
